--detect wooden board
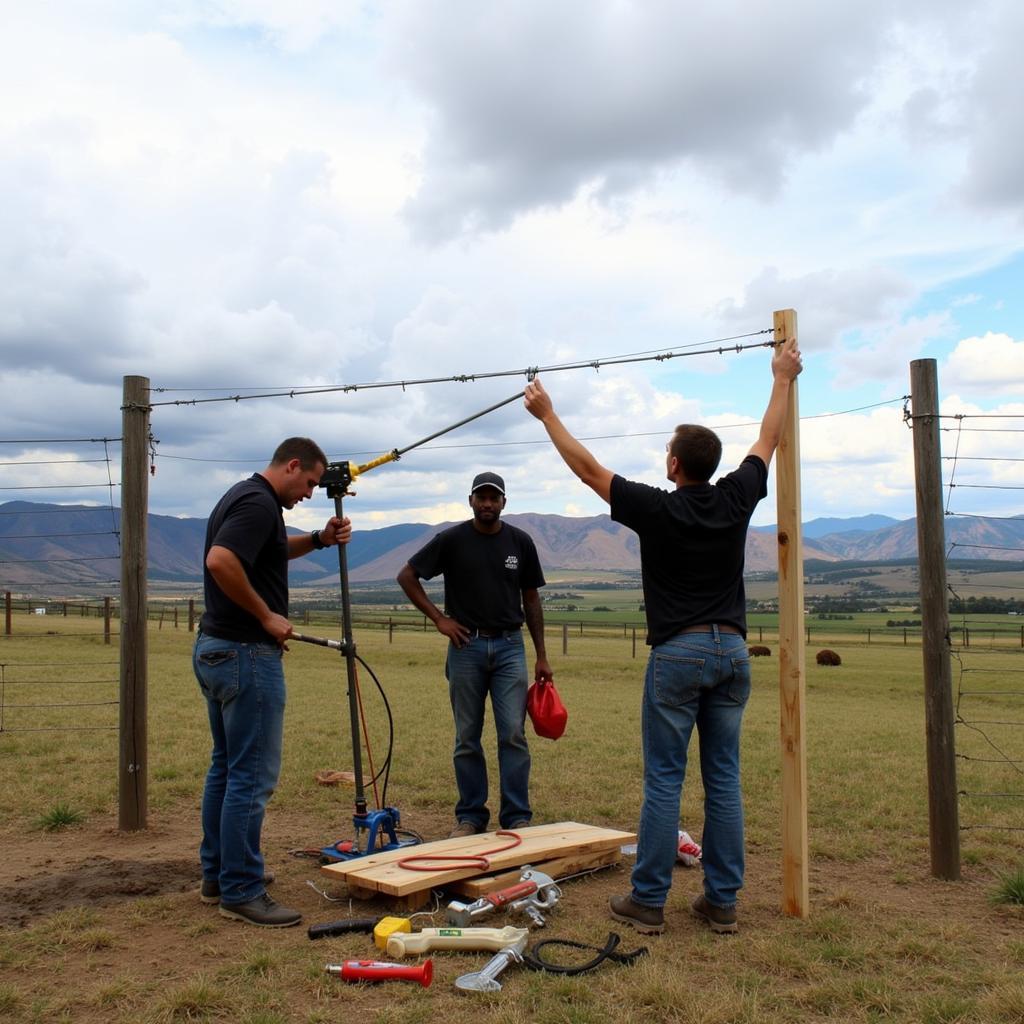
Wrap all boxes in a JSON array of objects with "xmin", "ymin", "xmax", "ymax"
[
  {"xmin": 445, "ymin": 846, "xmax": 623, "ymax": 898},
  {"xmin": 320, "ymin": 821, "xmax": 635, "ymax": 897}
]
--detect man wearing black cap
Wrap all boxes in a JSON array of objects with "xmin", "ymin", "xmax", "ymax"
[{"xmin": 397, "ymin": 471, "xmax": 552, "ymax": 838}]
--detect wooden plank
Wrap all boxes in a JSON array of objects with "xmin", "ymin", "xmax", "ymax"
[
  {"xmin": 773, "ymin": 309, "xmax": 809, "ymax": 919},
  {"xmin": 445, "ymin": 846, "xmax": 623, "ymax": 898},
  {"xmin": 321, "ymin": 821, "xmax": 634, "ymax": 897}
]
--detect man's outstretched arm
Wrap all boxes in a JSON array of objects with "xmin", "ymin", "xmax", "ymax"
[
  {"xmin": 524, "ymin": 377, "xmax": 614, "ymax": 504},
  {"xmin": 747, "ymin": 337, "xmax": 803, "ymax": 468}
]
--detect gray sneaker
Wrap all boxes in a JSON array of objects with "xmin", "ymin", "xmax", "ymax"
[
  {"xmin": 200, "ymin": 872, "xmax": 276, "ymax": 905},
  {"xmin": 219, "ymin": 893, "xmax": 301, "ymax": 928},
  {"xmin": 609, "ymin": 893, "xmax": 665, "ymax": 935},
  {"xmin": 691, "ymin": 894, "xmax": 738, "ymax": 934}
]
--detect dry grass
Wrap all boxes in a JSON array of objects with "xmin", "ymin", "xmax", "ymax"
[{"xmin": 0, "ymin": 613, "xmax": 1022, "ymax": 1022}]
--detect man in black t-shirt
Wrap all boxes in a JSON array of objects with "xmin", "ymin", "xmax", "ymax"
[
  {"xmin": 193, "ymin": 437, "xmax": 351, "ymax": 928},
  {"xmin": 525, "ymin": 340, "xmax": 802, "ymax": 935},
  {"xmin": 397, "ymin": 472, "xmax": 552, "ymax": 837}
]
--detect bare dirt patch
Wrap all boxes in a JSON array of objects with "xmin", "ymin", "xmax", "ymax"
[{"xmin": 2, "ymin": 809, "xmax": 1021, "ymax": 1024}]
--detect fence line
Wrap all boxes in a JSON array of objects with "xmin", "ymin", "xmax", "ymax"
[{"xmin": 941, "ymin": 411, "xmax": 1023, "ymax": 838}]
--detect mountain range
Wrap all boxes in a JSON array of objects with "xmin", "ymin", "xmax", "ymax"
[{"xmin": 1, "ymin": 501, "xmax": 1022, "ymax": 589}]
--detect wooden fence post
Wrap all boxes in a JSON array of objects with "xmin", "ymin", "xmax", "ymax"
[
  {"xmin": 119, "ymin": 374, "xmax": 150, "ymax": 832},
  {"xmin": 562, "ymin": 623, "xmax": 568, "ymax": 656},
  {"xmin": 910, "ymin": 358, "xmax": 960, "ymax": 879},
  {"xmin": 4, "ymin": 592, "xmax": 10, "ymax": 636},
  {"xmin": 774, "ymin": 308, "xmax": 809, "ymax": 919},
  {"xmin": 188, "ymin": 598, "xmax": 195, "ymax": 633},
  {"xmin": 104, "ymin": 596, "xmax": 111, "ymax": 645}
]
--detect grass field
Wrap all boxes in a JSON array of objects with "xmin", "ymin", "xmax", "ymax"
[{"xmin": 1, "ymin": 613, "xmax": 1023, "ymax": 1023}]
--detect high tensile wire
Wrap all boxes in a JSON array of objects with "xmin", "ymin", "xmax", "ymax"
[{"xmin": 145, "ymin": 330, "xmax": 775, "ymax": 407}]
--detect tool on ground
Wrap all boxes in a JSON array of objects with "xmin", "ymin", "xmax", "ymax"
[
  {"xmin": 307, "ymin": 916, "xmax": 380, "ymax": 940},
  {"xmin": 446, "ymin": 866, "xmax": 561, "ymax": 928},
  {"xmin": 303, "ymin": 384, "xmax": 535, "ymax": 863},
  {"xmin": 454, "ymin": 933, "xmax": 529, "ymax": 994},
  {"xmin": 522, "ymin": 932, "xmax": 648, "ymax": 976},
  {"xmin": 386, "ymin": 925, "xmax": 529, "ymax": 958},
  {"xmin": 373, "ymin": 915, "xmax": 412, "ymax": 950},
  {"xmin": 325, "ymin": 959, "xmax": 433, "ymax": 987}
]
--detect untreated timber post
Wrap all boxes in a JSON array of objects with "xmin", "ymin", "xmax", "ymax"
[{"xmin": 774, "ymin": 308, "xmax": 809, "ymax": 918}]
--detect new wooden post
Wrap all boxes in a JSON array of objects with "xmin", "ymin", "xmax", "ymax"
[
  {"xmin": 119, "ymin": 375, "xmax": 150, "ymax": 831},
  {"xmin": 774, "ymin": 309, "xmax": 809, "ymax": 918},
  {"xmin": 909, "ymin": 358, "xmax": 960, "ymax": 879}
]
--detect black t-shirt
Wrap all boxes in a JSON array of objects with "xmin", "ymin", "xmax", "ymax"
[
  {"xmin": 408, "ymin": 520, "xmax": 545, "ymax": 631},
  {"xmin": 199, "ymin": 474, "xmax": 288, "ymax": 643},
  {"xmin": 610, "ymin": 455, "xmax": 768, "ymax": 645}
]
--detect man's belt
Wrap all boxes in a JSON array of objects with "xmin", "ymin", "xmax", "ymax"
[
  {"xmin": 677, "ymin": 624, "xmax": 742, "ymax": 635},
  {"xmin": 472, "ymin": 627, "xmax": 521, "ymax": 638}
]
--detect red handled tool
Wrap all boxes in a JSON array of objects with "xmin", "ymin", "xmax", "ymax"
[{"xmin": 325, "ymin": 959, "xmax": 433, "ymax": 987}]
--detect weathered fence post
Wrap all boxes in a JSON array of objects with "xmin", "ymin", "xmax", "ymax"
[
  {"xmin": 104, "ymin": 596, "xmax": 111, "ymax": 645},
  {"xmin": 188, "ymin": 598, "xmax": 195, "ymax": 633},
  {"xmin": 562, "ymin": 623, "xmax": 568, "ymax": 656},
  {"xmin": 119, "ymin": 374, "xmax": 150, "ymax": 832},
  {"xmin": 4, "ymin": 592, "xmax": 10, "ymax": 636},
  {"xmin": 909, "ymin": 357, "xmax": 960, "ymax": 880},
  {"xmin": 631, "ymin": 626, "xmax": 636, "ymax": 659}
]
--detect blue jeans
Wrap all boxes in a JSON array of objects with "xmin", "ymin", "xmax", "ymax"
[
  {"xmin": 445, "ymin": 632, "xmax": 531, "ymax": 829},
  {"xmin": 631, "ymin": 627, "xmax": 751, "ymax": 909},
  {"xmin": 193, "ymin": 632, "xmax": 285, "ymax": 906}
]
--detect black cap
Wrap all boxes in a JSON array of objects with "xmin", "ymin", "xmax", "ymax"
[{"xmin": 471, "ymin": 471, "xmax": 505, "ymax": 495}]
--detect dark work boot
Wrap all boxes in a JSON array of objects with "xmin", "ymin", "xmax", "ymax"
[
  {"xmin": 200, "ymin": 872, "xmax": 275, "ymax": 905},
  {"xmin": 219, "ymin": 893, "xmax": 301, "ymax": 928},
  {"xmin": 609, "ymin": 893, "xmax": 665, "ymax": 935},
  {"xmin": 691, "ymin": 894, "xmax": 738, "ymax": 934}
]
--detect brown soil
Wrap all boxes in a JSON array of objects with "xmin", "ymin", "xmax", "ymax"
[{"xmin": 1, "ymin": 808, "xmax": 1020, "ymax": 1023}]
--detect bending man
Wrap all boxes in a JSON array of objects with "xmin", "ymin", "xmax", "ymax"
[
  {"xmin": 194, "ymin": 437, "xmax": 350, "ymax": 928},
  {"xmin": 524, "ymin": 340, "xmax": 802, "ymax": 935}
]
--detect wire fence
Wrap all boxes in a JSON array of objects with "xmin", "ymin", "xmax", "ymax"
[
  {"xmin": 0, "ymin": 437, "xmax": 122, "ymax": 733},
  {"xmin": 942, "ymin": 415, "xmax": 1024, "ymax": 835}
]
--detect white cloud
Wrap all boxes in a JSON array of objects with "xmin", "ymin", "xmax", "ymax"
[
  {"xmin": 0, "ymin": 0, "xmax": 1021, "ymax": 531},
  {"xmin": 943, "ymin": 333, "xmax": 1024, "ymax": 397}
]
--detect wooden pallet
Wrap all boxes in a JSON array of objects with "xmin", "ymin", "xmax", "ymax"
[{"xmin": 321, "ymin": 821, "xmax": 634, "ymax": 910}]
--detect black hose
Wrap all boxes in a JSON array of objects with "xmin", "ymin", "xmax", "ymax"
[{"xmin": 522, "ymin": 933, "xmax": 648, "ymax": 975}]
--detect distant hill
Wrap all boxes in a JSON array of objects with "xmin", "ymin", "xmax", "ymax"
[
  {"xmin": 752, "ymin": 514, "xmax": 902, "ymax": 539},
  {"xmin": 2, "ymin": 501, "xmax": 1023, "ymax": 589}
]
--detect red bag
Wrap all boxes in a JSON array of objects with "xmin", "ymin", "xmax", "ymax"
[{"xmin": 527, "ymin": 677, "xmax": 568, "ymax": 740}]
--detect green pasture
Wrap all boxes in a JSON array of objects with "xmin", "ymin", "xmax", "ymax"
[{"xmin": 1, "ymin": 614, "xmax": 1023, "ymax": 1022}]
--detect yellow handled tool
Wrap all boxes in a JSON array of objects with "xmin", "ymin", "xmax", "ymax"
[{"xmin": 385, "ymin": 925, "xmax": 529, "ymax": 958}]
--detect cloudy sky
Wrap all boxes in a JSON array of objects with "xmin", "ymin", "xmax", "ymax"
[{"xmin": 2, "ymin": 0, "xmax": 1022, "ymax": 536}]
